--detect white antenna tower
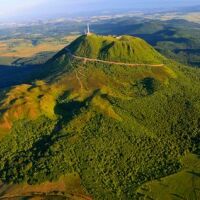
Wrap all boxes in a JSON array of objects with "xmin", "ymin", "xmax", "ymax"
[{"xmin": 87, "ymin": 23, "xmax": 91, "ymax": 35}]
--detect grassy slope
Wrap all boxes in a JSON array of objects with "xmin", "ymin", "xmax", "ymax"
[
  {"xmin": 137, "ymin": 153, "xmax": 200, "ymax": 200},
  {"xmin": 68, "ymin": 34, "xmax": 166, "ymax": 64},
  {"xmin": 0, "ymin": 61, "xmax": 175, "ymax": 136}
]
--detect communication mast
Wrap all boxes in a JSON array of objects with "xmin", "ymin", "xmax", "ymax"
[{"xmin": 87, "ymin": 23, "xmax": 91, "ymax": 35}]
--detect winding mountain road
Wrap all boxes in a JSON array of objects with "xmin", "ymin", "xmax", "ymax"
[{"xmin": 65, "ymin": 48, "xmax": 164, "ymax": 67}]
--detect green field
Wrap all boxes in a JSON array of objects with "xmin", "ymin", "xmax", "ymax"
[{"xmin": 137, "ymin": 153, "xmax": 200, "ymax": 200}]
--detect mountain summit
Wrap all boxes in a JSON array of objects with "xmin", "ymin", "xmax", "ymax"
[
  {"xmin": 47, "ymin": 34, "xmax": 168, "ymax": 73},
  {"xmin": 65, "ymin": 34, "xmax": 165, "ymax": 64},
  {"xmin": 0, "ymin": 34, "xmax": 199, "ymax": 199}
]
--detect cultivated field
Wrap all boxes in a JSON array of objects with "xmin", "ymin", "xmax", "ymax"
[{"xmin": 0, "ymin": 35, "xmax": 78, "ymax": 65}]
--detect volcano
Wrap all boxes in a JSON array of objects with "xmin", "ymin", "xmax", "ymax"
[{"xmin": 0, "ymin": 34, "xmax": 199, "ymax": 199}]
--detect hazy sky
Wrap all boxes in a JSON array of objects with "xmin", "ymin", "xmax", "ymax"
[{"xmin": 0, "ymin": 0, "xmax": 199, "ymax": 21}]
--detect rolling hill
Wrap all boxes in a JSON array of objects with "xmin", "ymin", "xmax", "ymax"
[{"xmin": 0, "ymin": 34, "xmax": 199, "ymax": 199}]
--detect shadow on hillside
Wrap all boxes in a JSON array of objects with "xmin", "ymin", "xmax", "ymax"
[
  {"xmin": 187, "ymin": 171, "xmax": 200, "ymax": 177},
  {"xmin": 54, "ymin": 89, "xmax": 100, "ymax": 125},
  {"xmin": 171, "ymin": 193, "xmax": 185, "ymax": 199},
  {"xmin": 0, "ymin": 64, "xmax": 49, "ymax": 89},
  {"xmin": 55, "ymin": 100, "xmax": 85, "ymax": 124}
]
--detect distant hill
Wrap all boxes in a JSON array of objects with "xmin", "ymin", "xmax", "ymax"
[{"xmin": 0, "ymin": 34, "xmax": 199, "ymax": 199}]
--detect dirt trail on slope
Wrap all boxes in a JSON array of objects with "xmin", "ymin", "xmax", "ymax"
[
  {"xmin": 65, "ymin": 48, "xmax": 164, "ymax": 67},
  {"xmin": 75, "ymin": 70, "xmax": 84, "ymax": 90}
]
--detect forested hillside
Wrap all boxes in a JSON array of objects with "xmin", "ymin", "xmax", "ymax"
[{"xmin": 0, "ymin": 34, "xmax": 199, "ymax": 199}]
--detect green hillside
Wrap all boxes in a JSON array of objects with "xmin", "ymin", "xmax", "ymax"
[
  {"xmin": 67, "ymin": 34, "xmax": 166, "ymax": 64},
  {"xmin": 0, "ymin": 34, "xmax": 199, "ymax": 199}
]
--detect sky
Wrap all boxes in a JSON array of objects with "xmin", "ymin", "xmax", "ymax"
[{"xmin": 0, "ymin": 0, "xmax": 199, "ymax": 21}]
